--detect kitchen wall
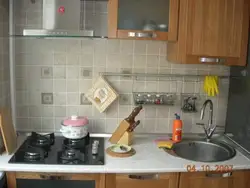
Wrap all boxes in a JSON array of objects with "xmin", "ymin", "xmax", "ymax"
[
  {"xmin": 0, "ymin": 0, "xmax": 10, "ymax": 149},
  {"xmin": 14, "ymin": 0, "xmax": 230, "ymax": 134},
  {"xmin": 14, "ymin": 38, "xmax": 230, "ymax": 134}
]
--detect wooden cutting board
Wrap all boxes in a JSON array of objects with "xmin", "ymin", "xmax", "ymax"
[
  {"xmin": 106, "ymin": 147, "xmax": 136, "ymax": 158},
  {"xmin": 0, "ymin": 108, "xmax": 17, "ymax": 154}
]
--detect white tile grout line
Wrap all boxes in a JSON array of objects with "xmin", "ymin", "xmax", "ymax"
[{"xmin": 52, "ymin": 49, "xmax": 55, "ymax": 132}]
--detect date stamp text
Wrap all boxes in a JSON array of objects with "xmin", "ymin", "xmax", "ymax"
[{"xmin": 186, "ymin": 165, "xmax": 233, "ymax": 172}]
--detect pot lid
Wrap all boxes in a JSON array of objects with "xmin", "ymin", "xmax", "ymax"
[{"xmin": 62, "ymin": 116, "xmax": 89, "ymax": 127}]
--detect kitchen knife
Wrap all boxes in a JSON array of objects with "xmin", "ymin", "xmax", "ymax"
[
  {"xmin": 128, "ymin": 120, "xmax": 141, "ymax": 132},
  {"xmin": 126, "ymin": 105, "xmax": 143, "ymax": 123}
]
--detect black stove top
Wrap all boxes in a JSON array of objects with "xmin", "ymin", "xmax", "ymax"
[{"xmin": 9, "ymin": 132, "xmax": 104, "ymax": 165}]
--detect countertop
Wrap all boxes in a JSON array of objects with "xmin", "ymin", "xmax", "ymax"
[{"xmin": 0, "ymin": 134, "xmax": 250, "ymax": 173}]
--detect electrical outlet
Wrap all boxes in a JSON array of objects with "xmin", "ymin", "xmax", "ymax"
[
  {"xmin": 41, "ymin": 93, "xmax": 53, "ymax": 105},
  {"xmin": 80, "ymin": 93, "xmax": 91, "ymax": 105}
]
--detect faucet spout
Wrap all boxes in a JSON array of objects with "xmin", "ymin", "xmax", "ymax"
[{"xmin": 199, "ymin": 100, "xmax": 215, "ymax": 140}]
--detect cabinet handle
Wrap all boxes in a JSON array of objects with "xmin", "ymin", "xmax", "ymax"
[
  {"xmin": 206, "ymin": 172, "xmax": 232, "ymax": 178},
  {"xmin": 40, "ymin": 175, "xmax": 66, "ymax": 180},
  {"xmin": 128, "ymin": 32, "xmax": 156, "ymax": 38},
  {"xmin": 199, "ymin": 57, "xmax": 225, "ymax": 63},
  {"xmin": 128, "ymin": 174, "xmax": 159, "ymax": 180}
]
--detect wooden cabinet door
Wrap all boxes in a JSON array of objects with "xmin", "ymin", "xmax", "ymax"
[
  {"xmin": 179, "ymin": 171, "xmax": 250, "ymax": 188},
  {"xmin": 114, "ymin": 173, "xmax": 178, "ymax": 188},
  {"xmin": 186, "ymin": 0, "xmax": 249, "ymax": 66},
  {"xmin": 167, "ymin": 0, "xmax": 249, "ymax": 66},
  {"xmin": 108, "ymin": 0, "xmax": 179, "ymax": 41}
]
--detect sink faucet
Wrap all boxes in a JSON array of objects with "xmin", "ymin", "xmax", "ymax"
[{"xmin": 199, "ymin": 100, "xmax": 216, "ymax": 141}]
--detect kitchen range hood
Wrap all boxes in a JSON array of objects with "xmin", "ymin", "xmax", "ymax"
[{"xmin": 22, "ymin": 0, "xmax": 108, "ymax": 37}]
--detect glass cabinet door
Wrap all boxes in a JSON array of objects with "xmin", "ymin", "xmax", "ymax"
[{"xmin": 108, "ymin": 0, "xmax": 179, "ymax": 41}]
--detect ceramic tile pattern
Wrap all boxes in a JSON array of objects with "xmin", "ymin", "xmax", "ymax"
[
  {"xmin": 14, "ymin": 0, "xmax": 230, "ymax": 134},
  {"xmin": 14, "ymin": 37, "xmax": 230, "ymax": 134},
  {"xmin": 0, "ymin": 0, "xmax": 10, "ymax": 149}
]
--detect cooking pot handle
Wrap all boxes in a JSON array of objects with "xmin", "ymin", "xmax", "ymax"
[{"xmin": 60, "ymin": 128, "xmax": 70, "ymax": 133}]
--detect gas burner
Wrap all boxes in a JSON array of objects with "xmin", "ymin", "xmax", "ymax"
[
  {"xmin": 24, "ymin": 148, "xmax": 45, "ymax": 162},
  {"xmin": 29, "ymin": 132, "xmax": 55, "ymax": 149},
  {"xmin": 63, "ymin": 133, "xmax": 90, "ymax": 149},
  {"xmin": 61, "ymin": 149, "xmax": 78, "ymax": 159},
  {"xmin": 58, "ymin": 149, "xmax": 85, "ymax": 164}
]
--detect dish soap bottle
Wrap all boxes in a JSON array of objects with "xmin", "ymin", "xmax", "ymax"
[{"xmin": 172, "ymin": 113, "xmax": 183, "ymax": 142}]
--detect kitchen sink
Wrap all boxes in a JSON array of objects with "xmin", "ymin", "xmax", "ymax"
[{"xmin": 165, "ymin": 140, "xmax": 236, "ymax": 162}]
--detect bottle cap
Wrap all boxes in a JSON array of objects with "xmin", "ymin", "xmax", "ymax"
[{"xmin": 175, "ymin": 113, "xmax": 181, "ymax": 120}]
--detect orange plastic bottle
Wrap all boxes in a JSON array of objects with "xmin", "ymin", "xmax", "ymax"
[{"xmin": 172, "ymin": 113, "xmax": 183, "ymax": 142}]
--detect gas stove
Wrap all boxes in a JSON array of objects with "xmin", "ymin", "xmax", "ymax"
[{"xmin": 9, "ymin": 132, "xmax": 104, "ymax": 165}]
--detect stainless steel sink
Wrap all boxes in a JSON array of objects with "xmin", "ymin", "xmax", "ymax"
[{"xmin": 165, "ymin": 140, "xmax": 236, "ymax": 162}]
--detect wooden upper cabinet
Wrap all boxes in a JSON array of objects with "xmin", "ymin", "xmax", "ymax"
[
  {"xmin": 108, "ymin": 0, "xmax": 179, "ymax": 41},
  {"xmin": 179, "ymin": 171, "xmax": 250, "ymax": 188},
  {"xmin": 167, "ymin": 0, "xmax": 250, "ymax": 66}
]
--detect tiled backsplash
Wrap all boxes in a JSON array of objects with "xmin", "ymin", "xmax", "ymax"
[
  {"xmin": 13, "ymin": 0, "xmax": 230, "ymax": 134},
  {"xmin": 0, "ymin": 0, "xmax": 10, "ymax": 149},
  {"xmin": 15, "ymin": 38, "xmax": 230, "ymax": 133}
]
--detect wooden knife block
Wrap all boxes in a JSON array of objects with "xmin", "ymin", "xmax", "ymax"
[{"xmin": 117, "ymin": 131, "xmax": 134, "ymax": 146}]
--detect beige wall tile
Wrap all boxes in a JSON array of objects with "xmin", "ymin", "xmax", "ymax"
[
  {"xmin": 54, "ymin": 80, "xmax": 66, "ymax": 92},
  {"xmin": 67, "ymin": 54, "xmax": 81, "ymax": 66},
  {"xmin": 66, "ymin": 67, "xmax": 79, "ymax": 79},
  {"xmin": 147, "ymin": 55, "xmax": 159, "ymax": 67},
  {"xmin": 54, "ymin": 93, "xmax": 66, "ymax": 105},
  {"xmin": 66, "ymin": 106, "xmax": 80, "ymax": 116},
  {"xmin": 80, "ymin": 54, "xmax": 94, "ymax": 67},
  {"xmin": 67, "ymin": 93, "xmax": 79, "ymax": 105},
  {"xmin": 66, "ymin": 80, "xmax": 79, "ymax": 92},
  {"xmin": 107, "ymin": 40, "xmax": 120, "ymax": 54},
  {"xmin": 29, "ymin": 106, "xmax": 42, "ymax": 117},
  {"xmin": 105, "ymin": 118, "xmax": 118, "ymax": 133},
  {"xmin": 134, "ymin": 41, "xmax": 147, "ymax": 55},
  {"xmin": 53, "ymin": 66, "xmax": 66, "ymax": 79},
  {"xmin": 54, "ymin": 53, "xmax": 67, "ymax": 65},
  {"xmin": 120, "ymin": 40, "xmax": 133, "ymax": 55},
  {"xmin": 147, "ymin": 41, "xmax": 161, "ymax": 55},
  {"xmin": 17, "ymin": 106, "xmax": 29, "ymax": 117},
  {"xmin": 134, "ymin": 55, "xmax": 147, "ymax": 68},
  {"xmin": 29, "ymin": 118, "xmax": 42, "ymax": 131},
  {"xmin": 81, "ymin": 39, "xmax": 94, "ymax": 54},
  {"xmin": 54, "ymin": 106, "xmax": 66, "ymax": 117},
  {"xmin": 43, "ymin": 106, "xmax": 54, "ymax": 117},
  {"xmin": 42, "ymin": 118, "xmax": 55, "ymax": 131}
]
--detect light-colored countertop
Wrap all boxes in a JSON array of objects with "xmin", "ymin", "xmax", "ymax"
[{"xmin": 0, "ymin": 134, "xmax": 250, "ymax": 173}]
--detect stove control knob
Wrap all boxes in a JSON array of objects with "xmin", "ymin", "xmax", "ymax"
[{"xmin": 92, "ymin": 140, "xmax": 99, "ymax": 155}]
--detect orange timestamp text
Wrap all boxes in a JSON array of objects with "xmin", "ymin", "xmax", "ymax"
[{"xmin": 186, "ymin": 165, "xmax": 233, "ymax": 172}]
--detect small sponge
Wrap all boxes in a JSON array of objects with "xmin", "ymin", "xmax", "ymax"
[{"xmin": 157, "ymin": 140, "xmax": 174, "ymax": 149}]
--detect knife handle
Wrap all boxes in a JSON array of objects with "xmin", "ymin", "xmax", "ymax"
[
  {"xmin": 129, "ymin": 120, "xmax": 141, "ymax": 132},
  {"xmin": 127, "ymin": 105, "xmax": 143, "ymax": 122}
]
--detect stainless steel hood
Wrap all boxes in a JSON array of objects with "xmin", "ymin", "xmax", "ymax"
[{"xmin": 22, "ymin": 0, "xmax": 108, "ymax": 37}]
